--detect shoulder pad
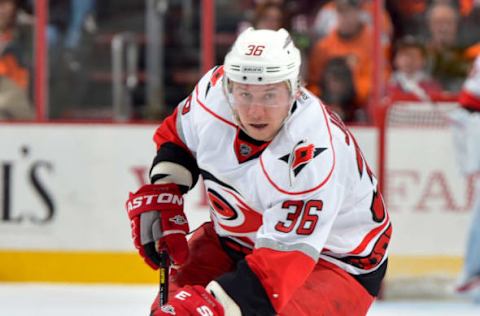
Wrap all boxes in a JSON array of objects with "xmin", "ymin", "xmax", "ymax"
[{"xmin": 189, "ymin": 66, "xmax": 236, "ymax": 127}]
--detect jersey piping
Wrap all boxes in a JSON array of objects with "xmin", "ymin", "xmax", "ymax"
[
  {"xmin": 195, "ymin": 84, "xmax": 237, "ymax": 128},
  {"xmin": 259, "ymin": 102, "xmax": 336, "ymax": 195},
  {"xmin": 255, "ymin": 237, "xmax": 320, "ymax": 261}
]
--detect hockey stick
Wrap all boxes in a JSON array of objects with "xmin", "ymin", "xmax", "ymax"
[{"xmin": 158, "ymin": 250, "xmax": 170, "ymax": 306}]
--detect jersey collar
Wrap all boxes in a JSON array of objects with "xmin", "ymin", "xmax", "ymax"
[{"xmin": 233, "ymin": 128, "xmax": 270, "ymax": 164}]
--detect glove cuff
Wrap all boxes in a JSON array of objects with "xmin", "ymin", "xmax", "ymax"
[{"xmin": 206, "ymin": 281, "xmax": 242, "ymax": 316}]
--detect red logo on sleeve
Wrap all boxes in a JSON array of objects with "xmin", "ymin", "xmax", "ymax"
[
  {"xmin": 181, "ymin": 94, "xmax": 193, "ymax": 115},
  {"xmin": 210, "ymin": 66, "xmax": 224, "ymax": 87}
]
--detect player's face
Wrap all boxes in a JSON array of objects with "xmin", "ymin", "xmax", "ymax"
[{"xmin": 231, "ymin": 82, "xmax": 291, "ymax": 141}]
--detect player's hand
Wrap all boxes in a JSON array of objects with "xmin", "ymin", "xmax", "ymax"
[
  {"xmin": 152, "ymin": 285, "xmax": 225, "ymax": 316},
  {"xmin": 126, "ymin": 183, "xmax": 189, "ymax": 269}
]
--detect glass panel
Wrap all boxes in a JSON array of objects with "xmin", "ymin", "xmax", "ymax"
[
  {"xmin": 28, "ymin": 1, "xmax": 480, "ymax": 123},
  {"xmin": 41, "ymin": 0, "xmax": 211, "ymax": 121},
  {"xmin": 46, "ymin": 0, "xmax": 146, "ymax": 120}
]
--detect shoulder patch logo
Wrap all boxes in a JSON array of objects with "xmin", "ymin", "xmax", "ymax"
[
  {"xmin": 181, "ymin": 94, "xmax": 193, "ymax": 115},
  {"xmin": 210, "ymin": 66, "xmax": 224, "ymax": 87},
  {"xmin": 279, "ymin": 140, "xmax": 326, "ymax": 184}
]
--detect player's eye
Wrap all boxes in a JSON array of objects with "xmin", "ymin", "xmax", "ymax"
[
  {"xmin": 239, "ymin": 92, "xmax": 252, "ymax": 99},
  {"xmin": 264, "ymin": 93, "xmax": 275, "ymax": 100}
]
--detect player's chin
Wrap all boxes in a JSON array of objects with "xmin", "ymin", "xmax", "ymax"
[{"xmin": 245, "ymin": 127, "xmax": 273, "ymax": 141}]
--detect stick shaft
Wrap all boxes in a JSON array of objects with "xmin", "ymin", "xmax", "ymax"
[{"xmin": 159, "ymin": 251, "xmax": 170, "ymax": 306}]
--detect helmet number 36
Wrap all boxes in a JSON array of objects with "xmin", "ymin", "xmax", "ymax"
[{"xmin": 245, "ymin": 45, "xmax": 265, "ymax": 56}]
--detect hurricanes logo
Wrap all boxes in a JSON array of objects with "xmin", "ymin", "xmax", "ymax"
[
  {"xmin": 207, "ymin": 188, "xmax": 262, "ymax": 234},
  {"xmin": 279, "ymin": 140, "xmax": 326, "ymax": 182}
]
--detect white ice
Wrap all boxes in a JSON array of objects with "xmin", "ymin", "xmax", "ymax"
[{"xmin": 1, "ymin": 283, "xmax": 480, "ymax": 316}]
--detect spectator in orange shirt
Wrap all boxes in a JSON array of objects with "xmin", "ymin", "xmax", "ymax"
[
  {"xmin": 307, "ymin": 0, "xmax": 390, "ymax": 115},
  {"xmin": 0, "ymin": 0, "xmax": 34, "ymax": 120},
  {"xmin": 312, "ymin": 0, "xmax": 392, "ymax": 41}
]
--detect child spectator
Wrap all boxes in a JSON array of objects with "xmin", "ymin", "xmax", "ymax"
[{"xmin": 387, "ymin": 36, "xmax": 443, "ymax": 101}]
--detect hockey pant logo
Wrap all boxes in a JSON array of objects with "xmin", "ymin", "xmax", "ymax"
[
  {"xmin": 169, "ymin": 214, "xmax": 188, "ymax": 225},
  {"xmin": 160, "ymin": 304, "xmax": 176, "ymax": 315}
]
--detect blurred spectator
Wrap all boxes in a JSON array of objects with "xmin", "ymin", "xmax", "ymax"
[
  {"xmin": 311, "ymin": 1, "xmax": 337, "ymax": 39},
  {"xmin": 449, "ymin": 54, "xmax": 480, "ymax": 303},
  {"xmin": 307, "ymin": 0, "xmax": 390, "ymax": 117},
  {"xmin": 0, "ymin": 0, "xmax": 33, "ymax": 120},
  {"xmin": 47, "ymin": 0, "xmax": 96, "ymax": 70},
  {"xmin": 312, "ymin": 0, "xmax": 392, "ymax": 41},
  {"xmin": 63, "ymin": 0, "xmax": 96, "ymax": 51},
  {"xmin": 320, "ymin": 57, "xmax": 360, "ymax": 123},
  {"xmin": 387, "ymin": 36, "xmax": 443, "ymax": 101},
  {"xmin": 252, "ymin": 1, "xmax": 285, "ymax": 30},
  {"xmin": 385, "ymin": 0, "xmax": 428, "ymax": 41},
  {"xmin": 424, "ymin": 2, "xmax": 479, "ymax": 92},
  {"xmin": 460, "ymin": 1, "xmax": 480, "ymax": 46},
  {"xmin": 47, "ymin": 0, "xmax": 97, "ymax": 119},
  {"xmin": 239, "ymin": 0, "xmax": 317, "ymax": 45},
  {"xmin": 385, "ymin": 0, "xmax": 480, "ymax": 43}
]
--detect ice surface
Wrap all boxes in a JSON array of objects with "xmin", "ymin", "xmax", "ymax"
[{"xmin": 1, "ymin": 283, "xmax": 480, "ymax": 316}]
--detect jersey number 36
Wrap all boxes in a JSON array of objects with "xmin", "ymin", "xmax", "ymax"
[{"xmin": 275, "ymin": 200, "xmax": 323, "ymax": 235}]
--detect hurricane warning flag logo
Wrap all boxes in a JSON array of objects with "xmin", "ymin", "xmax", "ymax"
[{"xmin": 280, "ymin": 140, "xmax": 326, "ymax": 182}]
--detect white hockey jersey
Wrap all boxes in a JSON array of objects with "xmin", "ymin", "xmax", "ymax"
[{"xmin": 152, "ymin": 66, "xmax": 391, "ymax": 311}]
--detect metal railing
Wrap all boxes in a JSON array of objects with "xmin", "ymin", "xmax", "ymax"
[{"xmin": 111, "ymin": 32, "xmax": 139, "ymax": 121}]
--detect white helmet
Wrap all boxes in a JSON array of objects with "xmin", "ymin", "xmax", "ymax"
[{"xmin": 223, "ymin": 27, "xmax": 301, "ymax": 96}]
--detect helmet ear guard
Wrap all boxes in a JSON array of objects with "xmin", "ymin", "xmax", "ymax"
[{"xmin": 223, "ymin": 27, "xmax": 302, "ymax": 97}]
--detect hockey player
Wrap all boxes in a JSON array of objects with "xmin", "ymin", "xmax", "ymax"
[
  {"xmin": 126, "ymin": 27, "xmax": 391, "ymax": 315},
  {"xmin": 451, "ymin": 55, "xmax": 480, "ymax": 302}
]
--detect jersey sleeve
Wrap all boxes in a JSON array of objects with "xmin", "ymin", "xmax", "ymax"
[{"xmin": 150, "ymin": 96, "xmax": 199, "ymax": 192}]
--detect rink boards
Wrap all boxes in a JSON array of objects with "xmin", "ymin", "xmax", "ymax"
[{"xmin": 0, "ymin": 123, "xmax": 471, "ymax": 284}]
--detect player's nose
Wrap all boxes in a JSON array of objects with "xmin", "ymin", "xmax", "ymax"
[{"xmin": 247, "ymin": 102, "xmax": 266, "ymax": 118}]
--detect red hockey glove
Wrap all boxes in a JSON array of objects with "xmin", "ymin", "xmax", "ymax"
[
  {"xmin": 152, "ymin": 285, "xmax": 225, "ymax": 316},
  {"xmin": 126, "ymin": 183, "xmax": 189, "ymax": 269}
]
